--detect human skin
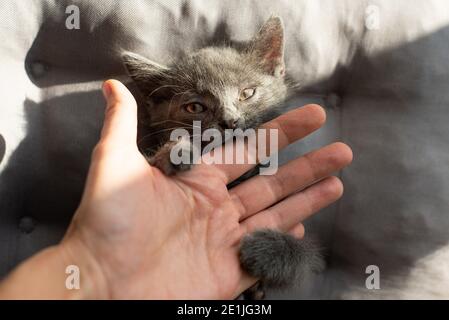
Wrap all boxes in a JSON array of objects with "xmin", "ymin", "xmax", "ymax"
[{"xmin": 0, "ymin": 80, "xmax": 352, "ymax": 299}]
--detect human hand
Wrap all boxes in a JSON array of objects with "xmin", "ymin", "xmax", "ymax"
[
  {"xmin": 62, "ymin": 79, "xmax": 352, "ymax": 299},
  {"xmin": 0, "ymin": 80, "xmax": 352, "ymax": 299}
]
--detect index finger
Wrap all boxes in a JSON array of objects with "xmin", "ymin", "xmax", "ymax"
[{"xmin": 207, "ymin": 104, "xmax": 326, "ymax": 184}]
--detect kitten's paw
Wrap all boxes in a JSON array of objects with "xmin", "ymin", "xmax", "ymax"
[
  {"xmin": 147, "ymin": 153, "xmax": 182, "ymax": 175},
  {"xmin": 239, "ymin": 229, "xmax": 324, "ymax": 288},
  {"xmin": 147, "ymin": 138, "xmax": 194, "ymax": 175},
  {"xmin": 243, "ymin": 282, "xmax": 266, "ymax": 300}
]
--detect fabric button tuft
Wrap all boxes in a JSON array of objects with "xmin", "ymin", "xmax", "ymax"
[
  {"xmin": 326, "ymin": 93, "xmax": 341, "ymax": 108},
  {"xmin": 18, "ymin": 216, "xmax": 36, "ymax": 234},
  {"xmin": 29, "ymin": 61, "xmax": 48, "ymax": 79}
]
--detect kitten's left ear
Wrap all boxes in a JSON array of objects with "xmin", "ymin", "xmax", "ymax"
[{"xmin": 247, "ymin": 16, "xmax": 285, "ymax": 77}]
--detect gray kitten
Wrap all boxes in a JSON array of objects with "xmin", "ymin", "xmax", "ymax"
[{"xmin": 122, "ymin": 16, "xmax": 323, "ymax": 299}]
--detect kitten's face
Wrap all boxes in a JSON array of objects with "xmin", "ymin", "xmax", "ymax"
[{"xmin": 123, "ymin": 16, "xmax": 288, "ymax": 149}]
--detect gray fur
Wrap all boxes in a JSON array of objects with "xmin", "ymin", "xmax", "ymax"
[
  {"xmin": 122, "ymin": 16, "xmax": 289, "ymax": 168},
  {"xmin": 122, "ymin": 16, "xmax": 323, "ymax": 298},
  {"xmin": 239, "ymin": 230, "xmax": 324, "ymax": 288}
]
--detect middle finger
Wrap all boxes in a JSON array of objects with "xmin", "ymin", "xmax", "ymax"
[{"xmin": 230, "ymin": 142, "xmax": 353, "ymax": 221}]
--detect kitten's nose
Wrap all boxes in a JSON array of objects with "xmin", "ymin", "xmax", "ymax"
[{"xmin": 222, "ymin": 119, "xmax": 239, "ymax": 129}]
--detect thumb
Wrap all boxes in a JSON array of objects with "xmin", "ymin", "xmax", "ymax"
[{"xmin": 100, "ymin": 79, "xmax": 138, "ymax": 148}]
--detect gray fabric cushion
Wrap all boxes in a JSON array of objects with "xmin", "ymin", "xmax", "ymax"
[{"xmin": 1, "ymin": 0, "xmax": 449, "ymax": 299}]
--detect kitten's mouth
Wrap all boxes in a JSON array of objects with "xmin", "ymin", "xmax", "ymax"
[
  {"xmin": 140, "ymin": 121, "xmax": 252, "ymax": 156},
  {"xmin": 214, "ymin": 120, "xmax": 249, "ymax": 132}
]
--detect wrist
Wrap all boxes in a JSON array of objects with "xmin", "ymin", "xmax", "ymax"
[
  {"xmin": 59, "ymin": 232, "xmax": 110, "ymax": 299},
  {"xmin": 0, "ymin": 242, "xmax": 102, "ymax": 300}
]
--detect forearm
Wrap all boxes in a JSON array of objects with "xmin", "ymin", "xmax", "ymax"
[{"xmin": 0, "ymin": 239, "xmax": 106, "ymax": 300}]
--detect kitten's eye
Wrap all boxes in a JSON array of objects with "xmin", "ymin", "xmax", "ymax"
[
  {"xmin": 184, "ymin": 103, "xmax": 206, "ymax": 114},
  {"xmin": 239, "ymin": 88, "xmax": 256, "ymax": 101}
]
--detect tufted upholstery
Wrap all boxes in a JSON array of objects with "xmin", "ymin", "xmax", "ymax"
[{"xmin": 1, "ymin": 0, "xmax": 449, "ymax": 299}]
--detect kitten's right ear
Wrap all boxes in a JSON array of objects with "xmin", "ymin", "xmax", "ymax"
[{"xmin": 122, "ymin": 51, "xmax": 170, "ymax": 96}]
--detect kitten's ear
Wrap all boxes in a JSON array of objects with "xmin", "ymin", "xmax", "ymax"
[
  {"xmin": 122, "ymin": 51, "xmax": 170, "ymax": 95},
  {"xmin": 247, "ymin": 16, "xmax": 285, "ymax": 77}
]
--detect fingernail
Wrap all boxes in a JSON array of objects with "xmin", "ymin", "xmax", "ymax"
[{"xmin": 102, "ymin": 81, "xmax": 112, "ymax": 100}]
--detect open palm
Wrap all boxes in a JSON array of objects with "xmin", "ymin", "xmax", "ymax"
[{"xmin": 62, "ymin": 80, "xmax": 352, "ymax": 299}]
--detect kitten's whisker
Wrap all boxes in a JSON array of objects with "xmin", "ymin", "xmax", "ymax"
[
  {"xmin": 141, "ymin": 147, "xmax": 158, "ymax": 156},
  {"xmin": 147, "ymin": 84, "xmax": 182, "ymax": 99},
  {"xmin": 148, "ymin": 120, "xmax": 192, "ymax": 128},
  {"xmin": 137, "ymin": 126, "xmax": 192, "ymax": 144},
  {"xmin": 147, "ymin": 119, "xmax": 200, "ymax": 128}
]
